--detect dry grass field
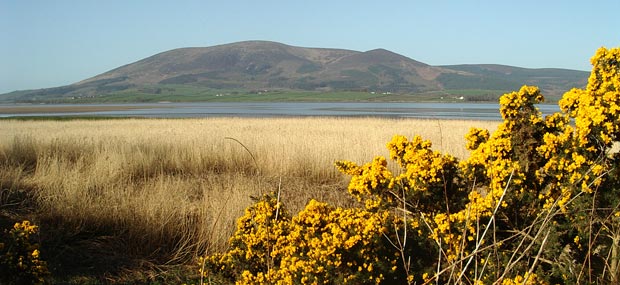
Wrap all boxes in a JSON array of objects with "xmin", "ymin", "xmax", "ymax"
[{"xmin": 0, "ymin": 117, "xmax": 497, "ymax": 281}]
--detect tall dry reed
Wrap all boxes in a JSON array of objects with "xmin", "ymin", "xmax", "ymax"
[{"xmin": 0, "ymin": 117, "xmax": 497, "ymax": 271}]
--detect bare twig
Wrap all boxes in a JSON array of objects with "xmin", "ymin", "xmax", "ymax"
[
  {"xmin": 275, "ymin": 177, "xmax": 282, "ymax": 221},
  {"xmin": 458, "ymin": 170, "xmax": 514, "ymax": 281},
  {"xmin": 523, "ymin": 229, "xmax": 551, "ymax": 284}
]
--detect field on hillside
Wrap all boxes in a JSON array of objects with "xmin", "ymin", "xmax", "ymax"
[
  {"xmin": 0, "ymin": 117, "xmax": 497, "ymax": 283},
  {"xmin": 5, "ymin": 88, "xmax": 508, "ymax": 104}
]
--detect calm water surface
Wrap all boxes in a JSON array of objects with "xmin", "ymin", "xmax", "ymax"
[{"xmin": 0, "ymin": 102, "xmax": 561, "ymax": 121}]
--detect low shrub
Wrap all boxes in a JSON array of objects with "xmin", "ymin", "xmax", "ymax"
[{"xmin": 0, "ymin": 220, "xmax": 49, "ymax": 285}]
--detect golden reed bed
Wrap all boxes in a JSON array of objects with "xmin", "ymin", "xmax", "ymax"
[{"xmin": 0, "ymin": 117, "xmax": 497, "ymax": 266}]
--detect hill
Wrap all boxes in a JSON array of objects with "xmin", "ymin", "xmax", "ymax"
[
  {"xmin": 437, "ymin": 64, "xmax": 589, "ymax": 98},
  {"xmin": 0, "ymin": 41, "xmax": 589, "ymax": 103}
]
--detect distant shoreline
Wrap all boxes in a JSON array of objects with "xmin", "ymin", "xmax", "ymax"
[{"xmin": 0, "ymin": 102, "xmax": 562, "ymax": 120}]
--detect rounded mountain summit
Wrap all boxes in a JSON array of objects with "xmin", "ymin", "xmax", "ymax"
[{"xmin": 1, "ymin": 41, "xmax": 589, "ymax": 102}]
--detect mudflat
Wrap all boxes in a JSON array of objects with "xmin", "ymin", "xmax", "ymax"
[{"xmin": 0, "ymin": 105, "xmax": 147, "ymax": 114}]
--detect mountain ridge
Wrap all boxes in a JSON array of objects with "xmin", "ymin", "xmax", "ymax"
[{"xmin": 0, "ymin": 41, "xmax": 590, "ymax": 102}]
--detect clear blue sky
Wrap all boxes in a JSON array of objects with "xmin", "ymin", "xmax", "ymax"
[{"xmin": 1, "ymin": 0, "xmax": 619, "ymax": 94}]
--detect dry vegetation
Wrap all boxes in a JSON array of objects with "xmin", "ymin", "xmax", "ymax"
[{"xmin": 0, "ymin": 117, "xmax": 497, "ymax": 281}]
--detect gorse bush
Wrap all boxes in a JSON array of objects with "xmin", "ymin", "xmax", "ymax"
[
  {"xmin": 0, "ymin": 220, "xmax": 49, "ymax": 285},
  {"xmin": 208, "ymin": 46, "xmax": 620, "ymax": 285},
  {"xmin": 206, "ymin": 193, "xmax": 404, "ymax": 284}
]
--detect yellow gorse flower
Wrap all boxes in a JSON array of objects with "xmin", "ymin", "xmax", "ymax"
[
  {"xmin": 1, "ymin": 221, "xmax": 49, "ymax": 285},
  {"xmin": 206, "ymin": 194, "xmax": 400, "ymax": 284}
]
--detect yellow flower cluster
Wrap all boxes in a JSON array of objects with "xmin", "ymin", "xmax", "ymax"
[
  {"xmin": 0, "ymin": 221, "xmax": 49, "ymax": 285},
  {"xmin": 207, "ymin": 194, "xmax": 399, "ymax": 284},
  {"xmin": 429, "ymin": 213, "xmax": 468, "ymax": 262},
  {"xmin": 500, "ymin": 273, "xmax": 548, "ymax": 285},
  {"xmin": 462, "ymin": 86, "xmax": 541, "ymax": 210},
  {"xmin": 557, "ymin": 47, "xmax": 620, "ymax": 148},
  {"xmin": 537, "ymin": 47, "xmax": 620, "ymax": 210},
  {"xmin": 499, "ymin": 85, "xmax": 544, "ymax": 119},
  {"xmin": 340, "ymin": 135, "xmax": 475, "ymax": 265},
  {"xmin": 269, "ymin": 200, "xmax": 393, "ymax": 284},
  {"xmin": 336, "ymin": 157, "xmax": 393, "ymax": 209},
  {"xmin": 465, "ymin": 127, "xmax": 490, "ymax": 151},
  {"xmin": 207, "ymin": 194, "xmax": 289, "ymax": 281},
  {"xmin": 388, "ymin": 135, "xmax": 458, "ymax": 193}
]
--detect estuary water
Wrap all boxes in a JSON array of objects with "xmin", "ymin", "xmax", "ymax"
[{"xmin": 0, "ymin": 102, "xmax": 561, "ymax": 121}]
